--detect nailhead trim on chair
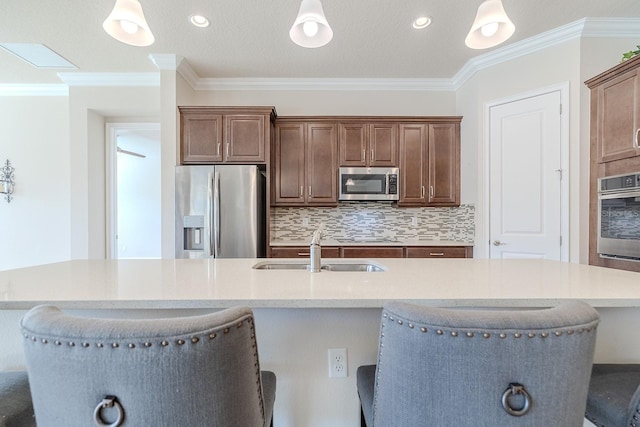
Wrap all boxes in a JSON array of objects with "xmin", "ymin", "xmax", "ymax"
[
  {"xmin": 22, "ymin": 317, "xmax": 256, "ymax": 350},
  {"xmin": 23, "ymin": 315, "xmax": 268, "ymax": 424},
  {"xmin": 381, "ymin": 312, "xmax": 596, "ymax": 339}
]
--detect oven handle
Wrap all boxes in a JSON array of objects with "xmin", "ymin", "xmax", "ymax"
[{"xmin": 598, "ymin": 190, "xmax": 640, "ymax": 200}]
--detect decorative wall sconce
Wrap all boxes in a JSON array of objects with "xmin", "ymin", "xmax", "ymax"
[{"xmin": 0, "ymin": 160, "xmax": 14, "ymax": 203}]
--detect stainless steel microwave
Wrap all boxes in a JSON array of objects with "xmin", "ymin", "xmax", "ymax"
[{"xmin": 339, "ymin": 167, "xmax": 399, "ymax": 201}]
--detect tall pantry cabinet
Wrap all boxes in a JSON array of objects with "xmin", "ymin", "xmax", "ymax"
[{"xmin": 586, "ymin": 54, "xmax": 640, "ymax": 272}]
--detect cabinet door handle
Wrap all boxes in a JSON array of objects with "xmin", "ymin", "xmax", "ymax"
[
  {"xmin": 429, "ymin": 252, "xmax": 445, "ymax": 256},
  {"xmin": 309, "ymin": 186, "xmax": 312, "ymax": 197},
  {"xmin": 634, "ymin": 128, "xmax": 640, "ymax": 149},
  {"xmin": 217, "ymin": 142, "xmax": 221, "ymax": 156},
  {"xmin": 226, "ymin": 142, "xmax": 230, "ymax": 157},
  {"xmin": 300, "ymin": 186, "xmax": 303, "ymax": 197},
  {"xmin": 430, "ymin": 185, "xmax": 434, "ymax": 198},
  {"xmin": 297, "ymin": 252, "xmax": 310, "ymax": 256},
  {"xmin": 362, "ymin": 148, "xmax": 365, "ymax": 162},
  {"xmin": 371, "ymin": 148, "xmax": 374, "ymax": 162},
  {"xmin": 421, "ymin": 186, "xmax": 425, "ymax": 198}
]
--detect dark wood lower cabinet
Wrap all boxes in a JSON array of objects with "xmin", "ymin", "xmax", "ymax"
[
  {"xmin": 341, "ymin": 247, "xmax": 404, "ymax": 258},
  {"xmin": 269, "ymin": 245, "xmax": 473, "ymax": 258},
  {"xmin": 406, "ymin": 246, "xmax": 473, "ymax": 258},
  {"xmin": 270, "ymin": 247, "xmax": 340, "ymax": 258}
]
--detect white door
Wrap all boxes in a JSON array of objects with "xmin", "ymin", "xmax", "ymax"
[{"xmin": 489, "ymin": 91, "xmax": 562, "ymax": 259}]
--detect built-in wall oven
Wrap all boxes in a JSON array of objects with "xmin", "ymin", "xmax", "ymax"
[{"xmin": 597, "ymin": 172, "xmax": 640, "ymax": 261}]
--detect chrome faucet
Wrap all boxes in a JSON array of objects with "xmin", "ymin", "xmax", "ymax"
[{"xmin": 309, "ymin": 224, "xmax": 324, "ymax": 273}]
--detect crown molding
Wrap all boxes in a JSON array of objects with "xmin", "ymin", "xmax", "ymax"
[
  {"xmin": 452, "ymin": 18, "xmax": 586, "ymax": 89},
  {"xmin": 581, "ymin": 17, "xmax": 640, "ymax": 37},
  {"xmin": 452, "ymin": 17, "xmax": 640, "ymax": 89},
  {"xmin": 176, "ymin": 60, "xmax": 200, "ymax": 88},
  {"xmin": 148, "ymin": 54, "xmax": 184, "ymax": 70},
  {"xmin": 57, "ymin": 72, "xmax": 159, "ymax": 86},
  {"xmin": 0, "ymin": 84, "xmax": 68, "ymax": 96}
]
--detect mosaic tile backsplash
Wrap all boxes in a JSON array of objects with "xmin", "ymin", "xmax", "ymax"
[{"xmin": 271, "ymin": 202, "xmax": 475, "ymax": 243}]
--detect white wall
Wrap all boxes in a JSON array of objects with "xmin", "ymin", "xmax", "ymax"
[
  {"xmin": 0, "ymin": 96, "xmax": 71, "ymax": 270},
  {"xmin": 192, "ymin": 89, "xmax": 457, "ymax": 116},
  {"xmin": 68, "ymin": 86, "xmax": 160, "ymax": 260},
  {"xmin": 457, "ymin": 39, "xmax": 582, "ymax": 261}
]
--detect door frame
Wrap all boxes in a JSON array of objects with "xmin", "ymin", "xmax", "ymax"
[
  {"xmin": 483, "ymin": 83, "xmax": 570, "ymax": 261},
  {"xmin": 105, "ymin": 122, "xmax": 161, "ymax": 259}
]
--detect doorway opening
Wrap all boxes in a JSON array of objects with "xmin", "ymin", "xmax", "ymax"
[{"xmin": 106, "ymin": 123, "xmax": 161, "ymax": 259}]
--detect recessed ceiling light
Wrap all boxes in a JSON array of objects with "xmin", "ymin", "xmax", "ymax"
[
  {"xmin": 412, "ymin": 16, "xmax": 432, "ymax": 30},
  {"xmin": 190, "ymin": 15, "xmax": 210, "ymax": 28},
  {"xmin": 0, "ymin": 43, "xmax": 77, "ymax": 69}
]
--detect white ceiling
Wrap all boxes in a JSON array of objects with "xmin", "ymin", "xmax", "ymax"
[{"xmin": 1, "ymin": 0, "xmax": 640, "ymax": 86}]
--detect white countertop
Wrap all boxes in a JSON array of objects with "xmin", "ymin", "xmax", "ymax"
[
  {"xmin": 0, "ymin": 259, "xmax": 639, "ymax": 310},
  {"xmin": 270, "ymin": 240, "xmax": 472, "ymax": 247}
]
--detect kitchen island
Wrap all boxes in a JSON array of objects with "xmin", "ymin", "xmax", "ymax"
[{"xmin": 1, "ymin": 258, "xmax": 639, "ymax": 427}]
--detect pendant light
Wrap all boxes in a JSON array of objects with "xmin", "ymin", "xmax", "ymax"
[
  {"xmin": 289, "ymin": 0, "xmax": 333, "ymax": 48},
  {"xmin": 465, "ymin": 0, "xmax": 514, "ymax": 49},
  {"xmin": 103, "ymin": 0, "xmax": 155, "ymax": 47}
]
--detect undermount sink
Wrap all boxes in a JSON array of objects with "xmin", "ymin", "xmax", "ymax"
[
  {"xmin": 321, "ymin": 263, "xmax": 385, "ymax": 272},
  {"xmin": 252, "ymin": 261, "xmax": 386, "ymax": 272}
]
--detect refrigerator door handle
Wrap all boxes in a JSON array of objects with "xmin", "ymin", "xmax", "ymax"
[
  {"xmin": 207, "ymin": 173, "xmax": 215, "ymax": 257},
  {"xmin": 213, "ymin": 171, "xmax": 221, "ymax": 257}
]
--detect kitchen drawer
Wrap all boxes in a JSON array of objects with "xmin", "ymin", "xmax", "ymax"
[
  {"xmin": 406, "ymin": 246, "xmax": 472, "ymax": 258},
  {"xmin": 270, "ymin": 246, "xmax": 340, "ymax": 258},
  {"xmin": 341, "ymin": 247, "xmax": 405, "ymax": 258}
]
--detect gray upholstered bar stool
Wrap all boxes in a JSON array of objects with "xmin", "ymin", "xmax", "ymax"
[
  {"xmin": 0, "ymin": 370, "xmax": 34, "ymax": 426},
  {"xmin": 585, "ymin": 364, "xmax": 640, "ymax": 426},
  {"xmin": 21, "ymin": 305, "xmax": 275, "ymax": 427},
  {"xmin": 357, "ymin": 300, "xmax": 600, "ymax": 427}
]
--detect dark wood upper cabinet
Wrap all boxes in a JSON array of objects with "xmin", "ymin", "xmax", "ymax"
[
  {"xmin": 307, "ymin": 123, "xmax": 338, "ymax": 205},
  {"xmin": 586, "ymin": 56, "xmax": 640, "ymax": 163},
  {"xmin": 339, "ymin": 122, "xmax": 398, "ymax": 166},
  {"xmin": 179, "ymin": 106, "xmax": 275, "ymax": 164},
  {"xmin": 428, "ymin": 123, "xmax": 460, "ymax": 206},
  {"xmin": 273, "ymin": 120, "xmax": 338, "ymax": 206},
  {"xmin": 398, "ymin": 124, "xmax": 428, "ymax": 206},
  {"xmin": 368, "ymin": 123, "xmax": 398, "ymax": 166},
  {"xmin": 272, "ymin": 115, "xmax": 460, "ymax": 208},
  {"xmin": 273, "ymin": 123, "xmax": 305, "ymax": 205},
  {"xmin": 339, "ymin": 123, "xmax": 367, "ymax": 166},
  {"xmin": 398, "ymin": 120, "xmax": 461, "ymax": 207},
  {"xmin": 180, "ymin": 112, "xmax": 224, "ymax": 163}
]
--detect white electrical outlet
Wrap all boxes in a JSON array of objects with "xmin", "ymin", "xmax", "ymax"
[
  {"xmin": 411, "ymin": 216, "xmax": 418, "ymax": 226},
  {"xmin": 302, "ymin": 217, "xmax": 310, "ymax": 226},
  {"xmin": 328, "ymin": 348, "xmax": 348, "ymax": 378}
]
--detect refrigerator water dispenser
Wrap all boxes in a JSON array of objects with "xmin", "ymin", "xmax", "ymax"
[{"xmin": 183, "ymin": 215, "xmax": 204, "ymax": 251}]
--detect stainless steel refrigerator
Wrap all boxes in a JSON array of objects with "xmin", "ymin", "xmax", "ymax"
[{"xmin": 175, "ymin": 165, "xmax": 266, "ymax": 259}]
